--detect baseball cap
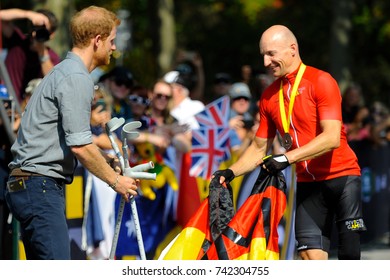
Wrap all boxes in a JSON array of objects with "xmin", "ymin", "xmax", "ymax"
[
  {"xmin": 214, "ymin": 72, "xmax": 232, "ymax": 84},
  {"xmin": 163, "ymin": 70, "xmax": 193, "ymax": 90},
  {"xmin": 98, "ymin": 66, "xmax": 134, "ymax": 88},
  {"xmin": 229, "ymin": 82, "xmax": 252, "ymax": 99}
]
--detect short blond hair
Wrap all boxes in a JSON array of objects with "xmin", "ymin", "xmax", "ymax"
[{"xmin": 70, "ymin": 6, "xmax": 120, "ymax": 48}]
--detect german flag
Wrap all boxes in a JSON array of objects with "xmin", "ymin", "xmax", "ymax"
[
  {"xmin": 161, "ymin": 169, "xmax": 287, "ymax": 260},
  {"xmin": 161, "ymin": 177, "xmax": 233, "ymax": 259}
]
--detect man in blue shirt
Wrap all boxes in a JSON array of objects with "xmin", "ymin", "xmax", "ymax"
[{"xmin": 5, "ymin": 6, "xmax": 138, "ymax": 260}]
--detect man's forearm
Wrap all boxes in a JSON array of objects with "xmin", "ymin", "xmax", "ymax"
[
  {"xmin": 0, "ymin": 9, "xmax": 49, "ymax": 26},
  {"xmin": 71, "ymin": 143, "xmax": 117, "ymax": 186},
  {"xmin": 230, "ymin": 138, "xmax": 266, "ymax": 177}
]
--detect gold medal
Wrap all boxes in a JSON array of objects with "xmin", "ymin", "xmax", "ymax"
[
  {"xmin": 282, "ymin": 133, "xmax": 293, "ymax": 150},
  {"xmin": 279, "ymin": 63, "xmax": 306, "ymax": 150}
]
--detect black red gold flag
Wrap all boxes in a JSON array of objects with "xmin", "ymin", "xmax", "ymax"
[{"xmin": 161, "ymin": 169, "xmax": 287, "ymax": 260}]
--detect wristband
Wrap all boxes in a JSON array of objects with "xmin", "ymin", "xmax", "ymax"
[
  {"xmin": 40, "ymin": 55, "xmax": 50, "ymax": 63},
  {"xmin": 262, "ymin": 154, "xmax": 290, "ymax": 174},
  {"xmin": 109, "ymin": 175, "xmax": 119, "ymax": 190}
]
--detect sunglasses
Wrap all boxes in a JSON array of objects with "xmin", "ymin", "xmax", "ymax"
[
  {"xmin": 128, "ymin": 95, "xmax": 150, "ymax": 106},
  {"xmin": 155, "ymin": 93, "xmax": 172, "ymax": 100},
  {"xmin": 232, "ymin": 96, "xmax": 250, "ymax": 102},
  {"xmin": 114, "ymin": 79, "xmax": 132, "ymax": 88}
]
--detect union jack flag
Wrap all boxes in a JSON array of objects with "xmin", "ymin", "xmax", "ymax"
[
  {"xmin": 190, "ymin": 127, "xmax": 231, "ymax": 180},
  {"xmin": 190, "ymin": 96, "xmax": 232, "ymax": 180},
  {"xmin": 176, "ymin": 97, "xmax": 230, "ymax": 226},
  {"xmin": 195, "ymin": 96, "xmax": 230, "ymax": 128}
]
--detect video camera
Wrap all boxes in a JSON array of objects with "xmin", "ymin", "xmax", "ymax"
[{"xmin": 32, "ymin": 25, "xmax": 51, "ymax": 42}]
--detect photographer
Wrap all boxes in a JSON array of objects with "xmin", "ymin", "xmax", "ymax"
[{"xmin": 1, "ymin": 8, "xmax": 60, "ymax": 102}]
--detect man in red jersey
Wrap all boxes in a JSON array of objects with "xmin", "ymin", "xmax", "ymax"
[{"xmin": 213, "ymin": 25, "xmax": 366, "ymax": 260}]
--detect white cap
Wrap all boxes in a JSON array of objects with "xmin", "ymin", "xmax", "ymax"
[
  {"xmin": 163, "ymin": 71, "xmax": 180, "ymax": 84},
  {"xmin": 163, "ymin": 70, "xmax": 192, "ymax": 90},
  {"xmin": 229, "ymin": 82, "xmax": 252, "ymax": 99}
]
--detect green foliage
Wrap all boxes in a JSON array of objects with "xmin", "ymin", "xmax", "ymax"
[
  {"xmin": 6, "ymin": 0, "xmax": 390, "ymax": 106},
  {"xmin": 350, "ymin": 0, "xmax": 390, "ymax": 105},
  {"xmin": 240, "ymin": 0, "xmax": 277, "ymax": 24}
]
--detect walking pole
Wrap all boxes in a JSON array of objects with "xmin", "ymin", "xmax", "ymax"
[{"xmin": 106, "ymin": 119, "xmax": 156, "ymax": 260}]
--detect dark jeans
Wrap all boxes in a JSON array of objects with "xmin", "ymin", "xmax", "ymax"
[{"xmin": 5, "ymin": 176, "xmax": 70, "ymax": 259}]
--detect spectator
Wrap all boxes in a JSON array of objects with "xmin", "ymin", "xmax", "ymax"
[
  {"xmin": 342, "ymin": 83, "xmax": 367, "ymax": 125},
  {"xmin": 205, "ymin": 76, "xmax": 245, "ymax": 158},
  {"xmin": 174, "ymin": 49, "xmax": 205, "ymax": 102},
  {"xmin": 127, "ymin": 84, "xmax": 190, "ymax": 162},
  {"xmin": 147, "ymin": 80, "xmax": 191, "ymax": 153},
  {"xmin": 85, "ymin": 84, "xmax": 123, "ymax": 260},
  {"xmin": 240, "ymin": 64, "xmax": 252, "ymax": 85},
  {"xmin": 341, "ymin": 84, "xmax": 371, "ymax": 162},
  {"xmin": 90, "ymin": 84, "xmax": 116, "ymax": 151},
  {"xmin": 211, "ymin": 72, "xmax": 232, "ymax": 102},
  {"xmin": 127, "ymin": 85, "xmax": 152, "ymax": 128},
  {"xmin": 148, "ymin": 80, "xmax": 175, "ymax": 126},
  {"xmin": 0, "ymin": 8, "xmax": 49, "ymax": 26},
  {"xmin": 98, "ymin": 66, "xmax": 134, "ymax": 122},
  {"xmin": 163, "ymin": 70, "xmax": 205, "ymax": 130},
  {"xmin": 239, "ymin": 64, "xmax": 258, "ymax": 104},
  {"xmin": 2, "ymin": 8, "xmax": 60, "ymax": 102},
  {"xmin": 250, "ymin": 71, "xmax": 274, "ymax": 114},
  {"xmin": 162, "ymin": 70, "xmax": 205, "ymax": 192},
  {"xmin": 369, "ymin": 101, "xmax": 390, "ymax": 147},
  {"xmin": 228, "ymin": 82, "xmax": 254, "ymax": 142}
]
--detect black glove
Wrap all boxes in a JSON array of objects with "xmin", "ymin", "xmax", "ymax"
[
  {"xmin": 262, "ymin": 154, "xmax": 290, "ymax": 175},
  {"xmin": 212, "ymin": 169, "xmax": 235, "ymax": 184}
]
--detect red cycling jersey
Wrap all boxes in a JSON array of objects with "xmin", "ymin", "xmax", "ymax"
[{"xmin": 256, "ymin": 64, "xmax": 361, "ymax": 182}]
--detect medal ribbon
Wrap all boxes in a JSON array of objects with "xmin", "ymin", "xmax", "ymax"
[{"xmin": 279, "ymin": 63, "xmax": 306, "ymax": 134}]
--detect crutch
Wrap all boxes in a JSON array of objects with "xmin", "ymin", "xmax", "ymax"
[
  {"xmin": 120, "ymin": 121, "xmax": 155, "ymax": 260},
  {"xmin": 106, "ymin": 117, "xmax": 126, "ymax": 171},
  {"xmin": 106, "ymin": 119, "xmax": 155, "ymax": 260}
]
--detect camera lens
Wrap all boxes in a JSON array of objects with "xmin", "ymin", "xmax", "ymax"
[{"xmin": 34, "ymin": 26, "xmax": 50, "ymax": 42}]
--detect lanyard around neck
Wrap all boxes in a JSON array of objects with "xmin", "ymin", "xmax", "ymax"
[{"xmin": 279, "ymin": 63, "xmax": 306, "ymax": 133}]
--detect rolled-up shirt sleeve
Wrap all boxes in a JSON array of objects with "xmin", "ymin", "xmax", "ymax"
[{"xmin": 59, "ymin": 73, "xmax": 94, "ymax": 147}]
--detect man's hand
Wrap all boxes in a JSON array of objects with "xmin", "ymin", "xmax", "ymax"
[
  {"xmin": 262, "ymin": 154, "xmax": 290, "ymax": 174},
  {"xmin": 116, "ymin": 175, "xmax": 139, "ymax": 203},
  {"xmin": 108, "ymin": 156, "xmax": 122, "ymax": 174},
  {"xmin": 91, "ymin": 106, "xmax": 111, "ymax": 127},
  {"xmin": 26, "ymin": 10, "xmax": 50, "ymax": 29},
  {"xmin": 212, "ymin": 169, "xmax": 235, "ymax": 184}
]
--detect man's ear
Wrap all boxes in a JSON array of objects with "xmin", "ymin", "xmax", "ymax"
[
  {"xmin": 290, "ymin": 43, "xmax": 297, "ymax": 57},
  {"xmin": 94, "ymin": 34, "xmax": 102, "ymax": 48}
]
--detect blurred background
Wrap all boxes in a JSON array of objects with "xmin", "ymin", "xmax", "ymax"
[{"xmin": 1, "ymin": 0, "xmax": 390, "ymax": 106}]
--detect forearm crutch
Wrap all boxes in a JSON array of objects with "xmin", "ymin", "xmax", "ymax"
[
  {"xmin": 106, "ymin": 118, "xmax": 155, "ymax": 260},
  {"xmin": 120, "ymin": 121, "xmax": 155, "ymax": 260}
]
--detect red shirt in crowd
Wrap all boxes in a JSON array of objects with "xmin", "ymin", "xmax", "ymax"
[{"xmin": 4, "ymin": 27, "xmax": 60, "ymax": 102}]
